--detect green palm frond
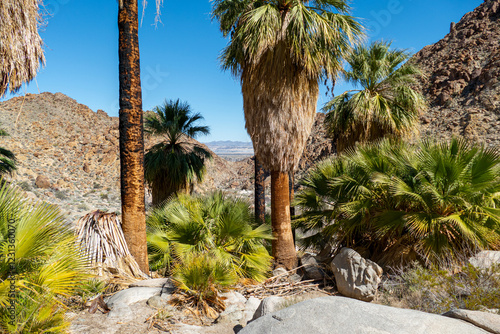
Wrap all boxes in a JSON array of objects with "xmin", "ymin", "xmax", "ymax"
[
  {"xmin": 0, "ymin": 181, "xmax": 87, "ymax": 331},
  {"xmin": 147, "ymin": 192, "xmax": 272, "ymax": 281},
  {"xmin": 324, "ymin": 41, "xmax": 427, "ymax": 152},
  {"xmin": 294, "ymin": 138, "xmax": 500, "ymax": 266},
  {"xmin": 145, "ymin": 99, "xmax": 212, "ymax": 206},
  {"xmin": 0, "ymin": 125, "xmax": 16, "ymax": 175}
]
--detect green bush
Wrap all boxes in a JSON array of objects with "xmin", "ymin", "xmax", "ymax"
[
  {"xmin": 0, "ymin": 181, "xmax": 88, "ymax": 333},
  {"xmin": 379, "ymin": 262, "xmax": 500, "ymax": 314},
  {"xmin": 294, "ymin": 138, "xmax": 500, "ymax": 266},
  {"xmin": 147, "ymin": 192, "xmax": 273, "ymax": 282}
]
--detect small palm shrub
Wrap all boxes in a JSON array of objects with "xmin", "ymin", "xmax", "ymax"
[
  {"xmin": 0, "ymin": 182, "xmax": 88, "ymax": 333},
  {"xmin": 379, "ymin": 262, "xmax": 500, "ymax": 314},
  {"xmin": 147, "ymin": 192, "xmax": 272, "ymax": 314},
  {"xmin": 147, "ymin": 192, "xmax": 273, "ymax": 281},
  {"xmin": 294, "ymin": 138, "xmax": 500, "ymax": 266},
  {"xmin": 170, "ymin": 254, "xmax": 237, "ymax": 318}
]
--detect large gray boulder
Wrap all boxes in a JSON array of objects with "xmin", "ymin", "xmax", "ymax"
[
  {"xmin": 443, "ymin": 309, "xmax": 500, "ymax": 334},
  {"xmin": 240, "ymin": 296, "xmax": 489, "ymax": 334},
  {"xmin": 251, "ymin": 296, "xmax": 285, "ymax": 321},
  {"xmin": 105, "ymin": 287, "xmax": 163, "ymax": 308},
  {"xmin": 331, "ymin": 247, "xmax": 383, "ymax": 302}
]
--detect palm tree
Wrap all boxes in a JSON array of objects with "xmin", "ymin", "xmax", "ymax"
[
  {"xmin": 294, "ymin": 138, "xmax": 500, "ymax": 266},
  {"xmin": 0, "ymin": 0, "xmax": 44, "ymax": 97},
  {"xmin": 118, "ymin": 0, "xmax": 163, "ymax": 274},
  {"xmin": 0, "ymin": 182, "xmax": 88, "ymax": 332},
  {"xmin": 144, "ymin": 99, "xmax": 212, "ymax": 206},
  {"xmin": 324, "ymin": 41, "xmax": 426, "ymax": 152},
  {"xmin": 147, "ymin": 192, "xmax": 272, "ymax": 281},
  {"xmin": 212, "ymin": 0, "xmax": 363, "ymax": 269},
  {"xmin": 254, "ymin": 157, "xmax": 266, "ymax": 225},
  {"xmin": 0, "ymin": 127, "xmax": 16, "ymax": 176}
]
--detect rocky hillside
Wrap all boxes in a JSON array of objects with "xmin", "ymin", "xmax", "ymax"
[
  {"xmin": 414, "ymin": 0, "xmax": 500, "ymax": 144},
  {"xmin": 0, "ymin": 92, "xmax": 333, "ymax": 222},
  {"xmin": 0, "ymin": 93, "xmax": 255, "ymax": 222}
]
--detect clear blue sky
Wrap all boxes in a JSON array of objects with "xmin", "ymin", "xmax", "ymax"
[{"xmin": 1, "ymin": 0, "xmax": 483, "ymax": 142}]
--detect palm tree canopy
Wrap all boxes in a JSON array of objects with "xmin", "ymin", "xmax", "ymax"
[
  {"xmin": 0, "ymin": 0, "xmax": 45, "ymax": 97},
  {"xmin": 0, "ymin": 125, "xmax": 16, "ymax": 175},
  {"xmin": 213, "ymin": 0, "xmax": 363, "ymax": 172},
  {"xmin": 324, "ymin": 41, "xmax": 427, "ymax": 152},
  {"xmin": 144, "ymin": 99, "xmax": 212, "ymax": 199}
]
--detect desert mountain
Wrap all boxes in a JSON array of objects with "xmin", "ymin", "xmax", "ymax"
[
  {"xmin": 414, "ymin": 0, "xmax": 500, "ymax": 143},
  {"xmin": 0, "ymin": 92, "xmax": 332, "ymax": 222}
]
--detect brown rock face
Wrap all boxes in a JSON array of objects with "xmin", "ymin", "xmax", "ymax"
[{"xmin": 412, "ymin": 0, "xmax": 500, "ymax": 145}]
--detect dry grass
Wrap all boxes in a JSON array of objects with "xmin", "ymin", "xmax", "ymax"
[
  {"xmin": 378, "ymin": 262, "xmax": 500, "ymax": 314},
  {"xmin": 0, "ymin": 0, "xmax": 45, "ymax": 97}
]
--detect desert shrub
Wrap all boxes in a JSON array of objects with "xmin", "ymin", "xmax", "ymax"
[
  {"xmin": 17, "ymin": 181, "xmax": 31, "ymax": 192},
  {"xmin": 170, "ymin": 254, "xmax": 237, "ymax": 318},
  {"xmin": 379, "ymin": 262, "xmax": 500, "ymax": 314},
  {"xmin": 0, "ymin": 181, "xmax": 88, "ymax": 333},
  {"xmin": 294, "ymin": 138, "xmax": 500, "ymax": 266},
  {"xmin": 147, "ymin": 192, "xmax": 273, "ymax": 282},
  {"xmin": 55, "ymin": 190, "xmax": 68, "ymax": 200}
]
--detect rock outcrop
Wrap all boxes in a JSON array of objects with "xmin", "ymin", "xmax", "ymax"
[
  {"xmin": 413, "ymin": 0, "xmax": 500, "ymax": 145},
  {"xmin": 330, "ymin": 248, "xmax": 383, "ymax": 302},
  {"xmin": 240, "ymin": 296, "xmax": 490, "ymax": 334}
]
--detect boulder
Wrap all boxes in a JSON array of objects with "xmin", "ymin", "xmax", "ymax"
[
  {"xmin": 300, "ymin": 253, "xmax": 325, "ymax": 281},
  {"xmin": 443, "ymin": 309, "xmax": 500, "ymax": 334},
  {"xmin": 251, "ymin": 296, "xmax": 285, "ymax": 321},
  {"xmin": 331, "ymin": 247, "xmax": 383, "ymax": 302},
  {"xmin": 240, "ymin": 296, "xmax": 489, "ymax": 334},
  {"xmin": 469, "ymin": 251, "xmax": 500, "ymax": 271},
  {"xmin": 105, "ymin": 287, "xmax": 162, "ymax": 308},
  {"xmin": 242, "ymin": 297, "xmax": 261, "ymax": 324},
  {"xmin": 35, "ymin": 175, "xmax": 51, "ymax": 189}
]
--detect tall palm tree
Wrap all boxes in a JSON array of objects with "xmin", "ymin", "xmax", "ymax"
[
  {"xmin": 212, "ymin": 0, "xmax": 363, "ymax": 269},
  {"xmin": 0, "ymin": 0, "xmax": 44, "ymax": 97},
  {"xmin": 254, "ymin": 157, "xmax": 266, "ymax": 225},
  {"xmin": 118, "ymin": 0, "xmax": 148, "ymax": 274},
  {"xmin": 324, "ymin": 41, "xmax": 427, "ymax": 152},
  {"xmin": 144, "ymin": 99, "xmax": 212, "ymax": 206},
  {"xmin": 0, "ymin": 127, "xmax": 16, "ymax": 176}
]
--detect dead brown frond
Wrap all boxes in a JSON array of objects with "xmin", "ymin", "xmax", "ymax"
[
  {"xmin": 169, "ymin": 286, "xmax": 226, "ymax": 320},
  {"xmin": 0, "ymin": 0, "xmax": 45, "ymax": 97},
  {"xmin": 242, "ymin": 40, "xmax": 318, "ymax": 172},
  {"xmin": 75, "ymin": 210, "xmax": 149, "ymax": 283}
]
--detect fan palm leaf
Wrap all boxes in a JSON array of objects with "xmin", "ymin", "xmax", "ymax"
[
  {"xmin": 144, "ymin": 99, "xmax": 212, "ymax": 206},
  {"xmin": 324, "ymin": 41, "xmax": 427, "ymax": 152},
  {"xmin": 295, "ymin": 138, "xmax": 500, "ymax": 266}
]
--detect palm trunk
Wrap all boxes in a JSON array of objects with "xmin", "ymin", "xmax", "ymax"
[
  {"xmin": 118, "ymin": 0, "xmax": 149, "ymax": 274},
  {"xmin": 255, "ymin": 157, "xmax": 265, "ymax": 225},
  {"xmin": 271, "ymin": 171, "xmax": 297, "ymax": 270},
  {"xmin": 289, "ymin": 172, "xmax": 296, "ymax": 245}
]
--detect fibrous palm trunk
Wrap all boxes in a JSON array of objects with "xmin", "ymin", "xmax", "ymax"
[
  {"xmin": 271, "ymin": 171, "xmax": 296, "ymax": 269},
  {"xmin": 254, "ymin": 157, "xmax": 266, "ymax": 225},
  {"xmin": 242, "ymin": 45, "xmax": 317, "ymax": 270},
  {"xmin": 118, "ymin": 0, "xmax": 149, "ymax": 274}
]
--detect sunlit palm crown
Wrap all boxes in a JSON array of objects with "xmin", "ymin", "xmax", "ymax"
[
  {"xmin": 324, "ymin": 41, "xmax": 426, "ymax": 152},
  {"xmin": 213, "ymin": 0, "xmax": 363, "ymax": 172},
  {"xmin": 0, "ymin": 0, "xmax": 45, "ymax": 97}
]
